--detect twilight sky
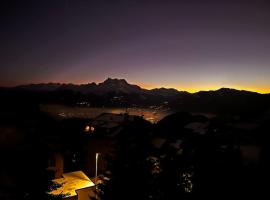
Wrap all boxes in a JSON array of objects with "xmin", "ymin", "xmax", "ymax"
[{"xmin": 1, "ymin": 0, "xmax": 270, "ymax": 93}]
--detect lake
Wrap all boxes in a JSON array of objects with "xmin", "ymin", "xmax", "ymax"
[{"xmin": 40, "ymin": 104, "xmax": 173, "ymax": 123}]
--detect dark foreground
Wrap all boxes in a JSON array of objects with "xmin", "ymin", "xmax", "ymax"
[{"xmin": 1, "ymin": 98, "xmax": 270, "ymax": 200}]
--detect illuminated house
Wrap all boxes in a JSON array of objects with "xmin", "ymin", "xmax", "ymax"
[
  {"xmin": 48, "ymin": 171, "xmax": 95, "ymax": 200},
  {"xmin": 84, "ymin": 112, "xmax": 138, "ymax": 136}
]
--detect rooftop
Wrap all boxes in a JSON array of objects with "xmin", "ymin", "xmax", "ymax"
[
  {"xmin": 48, "ymin": 171, "xmax": 95, "ymax": 198},
  {"xmin": 91, "ymin": 113, "xmax": 137, "ymax": 129}
]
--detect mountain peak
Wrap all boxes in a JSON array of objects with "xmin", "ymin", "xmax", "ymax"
[
  {"xmin": 217, "ymin": 87, "xmax": 238, "ymax": 92},
  {"xmin": 102, "ymin": 78, "xmax": 128, "ymax": 85},
  {"xmin": 97, "ymin": 78, "xmax": 142, "ymax": 94}
]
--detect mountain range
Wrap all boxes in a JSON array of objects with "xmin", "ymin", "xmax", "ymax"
[
  {"xmin": 15, "ymin": 78, "xmax": 185, "ymax": 97},
  {"xmin": 2, "ymin": 78, "xmax": 270, "ymax": 115},
  {"xmin": 14, "ymin": 78, "xmax": 265, "ymax": 96}
]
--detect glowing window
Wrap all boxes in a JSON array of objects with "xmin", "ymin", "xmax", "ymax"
[
  {"xmin": 85, "ymin": 125, "xmax": 95, "ymax": 133},
  {"xmin": 85, "ymin": 125, "xmax": 90, "ymax": 132}
]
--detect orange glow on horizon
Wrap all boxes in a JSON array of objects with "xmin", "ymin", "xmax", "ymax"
[
  {"xmin": 49, "ymin": 80, "xmax": 270, "ymax": 94},
  {"xmin": 136, "ymin": 83, "xmax": 270, "ymax": 94},
  {"xmin": 4, "ymin": 78, "xmax": 270, "ymax": 94},
  {"xmin": 137, "ymin": 83, "xmax": 156, "ymax": 89}
]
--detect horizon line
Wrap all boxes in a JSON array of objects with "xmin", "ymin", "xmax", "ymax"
[{"xmin": 1, "ymin": 78, "xmax": 269, "ymax": 95}]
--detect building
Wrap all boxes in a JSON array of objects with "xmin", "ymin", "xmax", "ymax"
[
  {"xmin": 84, "ymin": 112, "xmax": 138, "ymax": 137},
  {"xmin": 83, "ymin": 113, "xmax": 148, "ymax": 176},
  {"xmin": 46, "ymin": 113, "xmax": 149, "ymax": 180}
]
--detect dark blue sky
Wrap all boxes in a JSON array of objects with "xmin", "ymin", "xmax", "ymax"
[{"xmin": 1, "ymin": 0, "xmax": 270, "ymax": 92}]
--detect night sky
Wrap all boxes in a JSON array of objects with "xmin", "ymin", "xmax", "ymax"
[{"xmin": 1, "ymin": 0, "xmax": 270, "ymax": 93}]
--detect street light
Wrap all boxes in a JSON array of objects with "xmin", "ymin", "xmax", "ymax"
[
  {"xmin": 95, "ymin": 153, "xmax": 101, "ymax": 182},
  {"xmin": 95, "ymin": 153, "xmax": 100, "ymax": 199}
]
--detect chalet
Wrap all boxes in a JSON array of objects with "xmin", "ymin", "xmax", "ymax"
[
  {"xmin": 83, "ymin": 113, "xmax": 149, "ymax": 176},
  {"xmin": 84, "ymin": 112, "xmax": 139, "ymax": 137}
]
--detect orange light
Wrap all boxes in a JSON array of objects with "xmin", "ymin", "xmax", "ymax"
[
  {"xmin": 85, "ymin": 125, "xmax": 95, "ymax": 133},
  {"xmin": 90, "ymin": 126, "xmax": 95, "ymax": 132},
  {"xmin": 85, "ymin": 125, "xmax": 90, "ymax": 132}
]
